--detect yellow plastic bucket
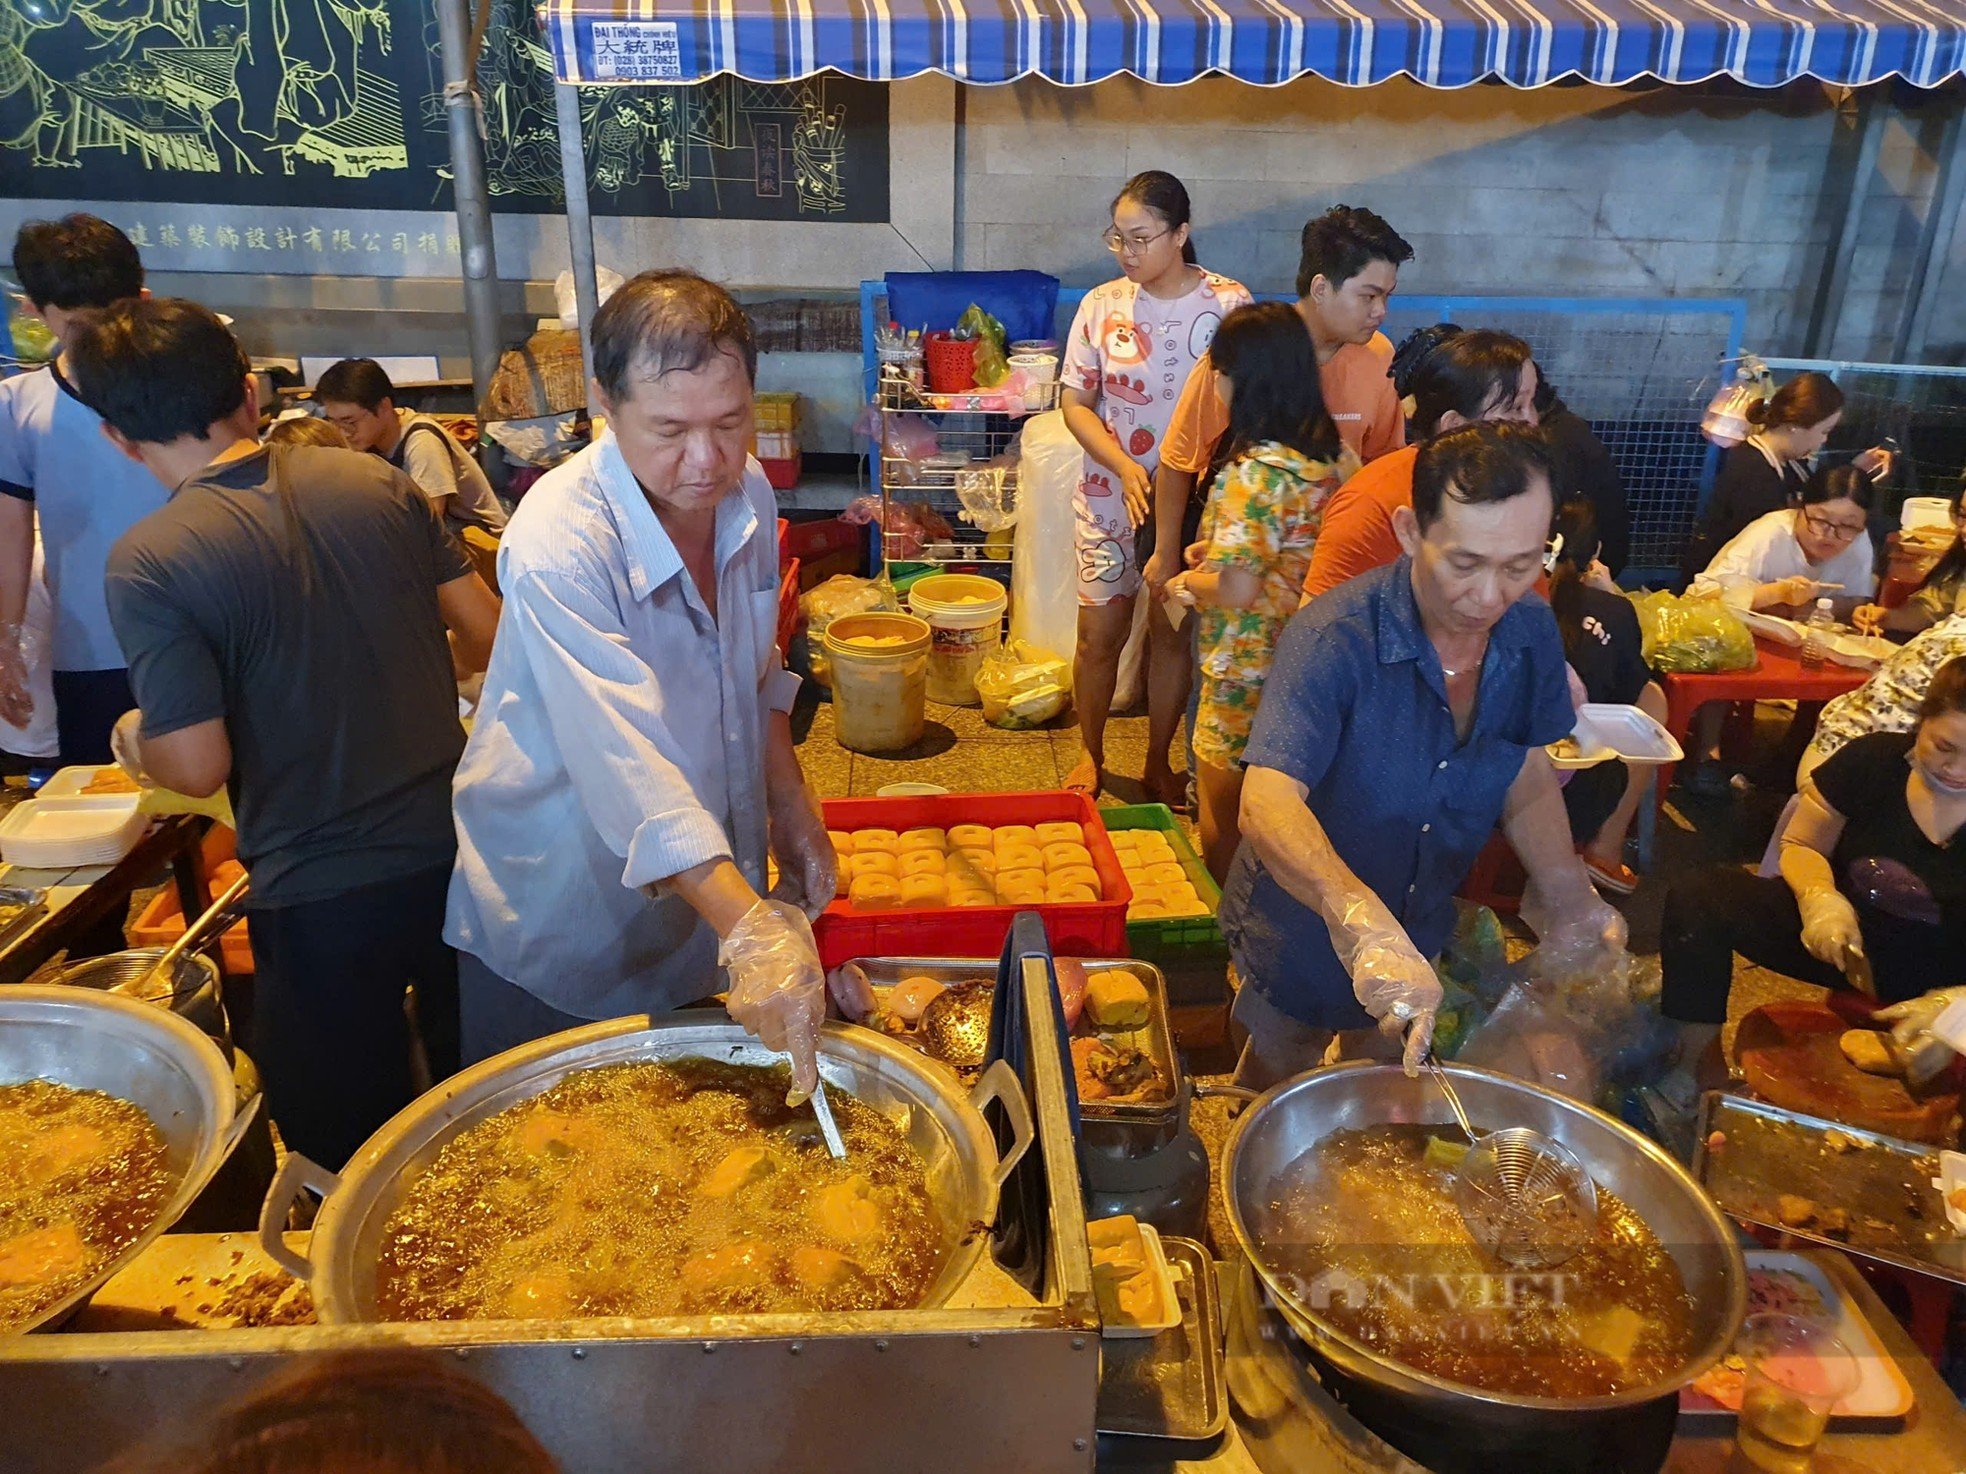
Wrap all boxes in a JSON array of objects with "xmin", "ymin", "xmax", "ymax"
[
  {"xmin": 823, "ymin": 612, "xmax": 931, "ymax": 753},
  {"xmin": 907, "ymin": 574, "xmax": 1007, "ymax": 706}
]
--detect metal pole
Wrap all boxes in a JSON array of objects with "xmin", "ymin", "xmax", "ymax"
[
  {"xmin": 1900, "ymin": 99, "xmax": 1966, "ymax": 363},
  {"xmin": 433, "ymin": 0, "xmax": 502, "ymax": 419},
  {"xmin": 1804, "ymin": 88, "xmax": 1884, "ymax": 358},
  {"xmin": 554, "ymin": 83, "xmax": 601, "ymax": 391}
]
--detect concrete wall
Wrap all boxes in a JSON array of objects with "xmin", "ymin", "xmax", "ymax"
[
  {"xmin": 958, "ymin": 77, "xmax": 1958, "ymax": 363},
  {"xmin": 12, "ymin": 75, "xmax": 1961, "ymax": 454}
]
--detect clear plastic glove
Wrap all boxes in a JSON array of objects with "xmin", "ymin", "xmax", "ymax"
[
  {"xmin": 1797, "ymin": 887, "xmax": 1865, "ymax": 978},
  {"xmin": 1521, "ymin": 876, "xmax": 1628, "ymax": 964},
  {"xmin": 109, "ymin": 709, "xmax": 153, "ymax": 787},
  {"xmin": 719, "ymin": 899, "xmax": 827, "ymax": 1103},
  {"xmin": 1327, "ymin": 896, "xmax": 1441, "ymax": 1076},
  {"xmin": 1874, "ymin": 986, "xmax": 1966, "ymax": 1058},
  {"xmin": 766, "ymin": 788, "xmax": 838, "ymax": 920}
]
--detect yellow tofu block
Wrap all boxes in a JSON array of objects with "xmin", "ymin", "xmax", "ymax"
[
  {"xmin": 991, "ymin": 824, "xmax": 1038, "ymax": 851},
  {"xmin": 1041, "ymin": 841, "xmax": 1093, "ymax": 871},
  {"xmin": 995, "ymin": 866, "xmax": 1044, "ymax": 894},
  {"xmin": 897, "ymin": 828, "xmax": 947, "ymax": 853},
  {"xmin": 1106, "ymin": 830, "xmax": 1142, "ymax": 852},
  {"xmin": 997, "ymin": 842, "xmax": 1043, "ymax": 873},
  {"xmin": 899, "ymin": 875, "xmax": 948, "ymax": 908},
  {"xmin": 854, "ymin": 828, "xmax": 899, "ymax": 852},
  {"xmin": 1049, "ymin": 864, "xmax": 1101, "ymax": 893},
  {"xmin": 1035, "ymin": 821, "xmax": 1085, "ymax": 846},
  {"xmin": 849, "ymin": 851, "xmax": 898, "ymax": 880},
  {"xmin": 827, "ymin": 829, "xmax": 856, "ymax": 857},
  {"xmin": 1046, "ymin": 883, "xmax": 1099, "ymax": 904},
  {"xmin": 848, "ymin": 876, "xmax": 902, "ymax": 910},
  {"xmin": 1125, "ymin": 885, "xmax": 1166, "ymax": 915},
  {"xmin": 948, "ymin": 823, "xmax": 994, "ymax": 850},
  {"xmin": 1131, "ymin": 834, "xmax": 1176, "ymax": 863},
  {"xmin": 1129, "ymin": 900, "xmax": 1173, "ymax": 919},
  {"xmin": 949, "ymin": 887, "xmax": 996, "ymax": 908},
  {"xmin": 997, "ymin": 885, "xmax": 1045, "ymax": 907},
  {"xmin": 952, "ymin": 848, "xmax": 998, "ymax": 876},
  {"xmin": 898, "ymin": 850, "xmax": 947, "ymax": 878},
  {"xmin": 1145, "ymin": 862, "xmax": 1190, "ymax": 888}
]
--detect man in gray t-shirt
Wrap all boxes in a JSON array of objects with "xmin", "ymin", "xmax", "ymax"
[{"xmin": 75, "ymin": 298, "xmax": 501, "ymax": 1170}]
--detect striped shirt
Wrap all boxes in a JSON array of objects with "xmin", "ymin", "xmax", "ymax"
[{"xmin": 445, "ymin": 431, "xmax": 798, "ymax": 1019}]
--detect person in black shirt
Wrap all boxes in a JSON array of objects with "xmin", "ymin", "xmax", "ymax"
[
  {"xmin": 73, "ymin": 299, "xmax": 502, "ymax": 1170},
  {"xmin": 1656, "ymin": 656, "xmax": 1966, "ymax": 1103},
  {"xmin": 1547, "ymin": 499, "xmax": 1663, "ymax": 893},
  {"xmin": 1533, "ymin": 369, "xmax": 1629, "ymax": 575}
]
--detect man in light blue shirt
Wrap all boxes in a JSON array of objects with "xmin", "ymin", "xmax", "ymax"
[
  {"xmin": 0, "ymin": 215, "xmax": 169, "ymax": 764},
  {"xmin": 447, "ymin": 270, "xmax": 838, "ymax": 1095}
]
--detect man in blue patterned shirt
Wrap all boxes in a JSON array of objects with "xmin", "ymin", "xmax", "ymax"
[{"xmin": 1221, "ymin": 422, "xmax": 1622, "ymax": 1085}]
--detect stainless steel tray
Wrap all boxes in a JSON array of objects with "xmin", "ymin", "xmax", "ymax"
[
  {"xmin": 1095, "ymin": 1234, "xmax": 1225, "ymax": 1445},
  {"xmin": 849, "ymin": 955, "xmax": 1180, "ymax": 1128},
  {"xmin": 1692, "ymin": 1092, "xmax": 1966, "ymax": 1284}
]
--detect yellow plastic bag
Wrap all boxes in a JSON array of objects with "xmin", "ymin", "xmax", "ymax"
[
  {"xmin": 1628, "ymin": 591, "xmax": 1756, "ymax": 673},
  {"xmin": 975, "ymin": 638, "xmax": 1070, "ymax": 729}
]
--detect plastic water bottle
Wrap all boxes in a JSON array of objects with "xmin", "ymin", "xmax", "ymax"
[{"xmin": 1800, "ymin": 597, "xmax": 1835, "ymax": 669}]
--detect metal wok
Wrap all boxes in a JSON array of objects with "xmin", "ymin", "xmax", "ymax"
[
  {"xmin": 260, "ymin": 1014, "xmax": 1035, "ymax": 1324},
  {"xmin": 1221, "ymin": 1062, "xmax": 1746, "ymax": 1437},
  {"xmin": 1, "ymin": 986, "xmax": 248, "ymax": 1333}
]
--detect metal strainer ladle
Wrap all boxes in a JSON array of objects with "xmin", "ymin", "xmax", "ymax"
[
  {"xmin": 1428, "ymin": 1059, "xmax": 1599, "ymax": 1270},
  {"xmin": 919, "ymin": 980, "xmax": 995, "ymax": 1071}
]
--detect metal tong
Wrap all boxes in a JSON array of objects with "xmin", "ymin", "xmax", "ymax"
[{"xmin": 127, "ymin": 869, "xmax": 252, "ymax": 1001}]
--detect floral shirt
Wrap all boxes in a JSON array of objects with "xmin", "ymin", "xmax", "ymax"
[
  {"xmin": 1061, "ymin": 271, "xmax": 1251, "ymax": 500},
  {"xmin": 1197, "ymin": 442, "xmax": 1356, "ymax": 686},
  {"xmin": 1811, "ymin": 613, "xmax": 1966, "ymax": 761}
]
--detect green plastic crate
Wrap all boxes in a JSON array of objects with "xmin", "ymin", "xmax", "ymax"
[{"xmin": 1100, "ymin": 802, "xmax": 1227, "ymax": 962}]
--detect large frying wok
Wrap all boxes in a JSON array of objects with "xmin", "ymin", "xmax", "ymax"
[
  {"xmin": 1, "ymin": 986, "xmax": 250, "ymax": 1333},
  {"xmin": 1220, "ymin": 1062, "xmax": 1746, "ymax": 1466},
  {"xmin": 260, "ymin": 1014, "xmax": 1035, "ymax": 1323}
]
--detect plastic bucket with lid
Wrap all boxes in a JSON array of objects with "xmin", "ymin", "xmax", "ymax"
[
  {"xmin": 823, "ymin": 612, "xmax": 931, "ymax": 753},
  {"xmin": 908, "ymin": 574, "xmax": 1008, "ymax": 706}
]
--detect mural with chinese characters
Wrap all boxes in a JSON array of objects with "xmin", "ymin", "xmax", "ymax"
[{"xmin": 0, "ymin": 0, "xmax": 888, "ymax": 221}]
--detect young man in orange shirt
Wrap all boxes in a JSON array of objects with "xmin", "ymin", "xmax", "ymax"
[{"xmin": 1129, "ymin": 206, "xmax": 1412, "ymax": 807}]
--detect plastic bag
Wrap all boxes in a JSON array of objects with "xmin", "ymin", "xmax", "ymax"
[
  {"xmin": 1011, "ymin": 412, "xmax": 1082, "ymax": 663},
  {"xmin": 554, "ymin": 266, "xmax": 625, "ymax": 328},
  {"xmin": 802, "ymin": 574, "xmax": 898, "ymax": 685},
  {"xmin": 1456, "ymin": 938, "xmax": 1676, "ymax": 1108},
  {"xmin": 975, "ymin": 638, "xmax": 1070, "ymax": 729},
  {"xmin": 957, "ymin": 303, "xmax": 1010, "ymax": 387},
  {"xmin": 1629, "ymin": 591, "xmax": 1755, "ymax": 673}
]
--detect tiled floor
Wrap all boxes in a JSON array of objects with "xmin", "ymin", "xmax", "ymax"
[{"xmin": 795, "ymin": 689, "xmax": 1184, "ymax": 808}]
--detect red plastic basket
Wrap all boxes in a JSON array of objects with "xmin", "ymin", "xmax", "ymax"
[
  {"xmin": 776, "ymin": 559, "xmax": 801, "ymax": 657},
  {"xmin": 814, "ymin": 791, "xmax": 1131, "ymax": 968},
  {"xmin": 923, "ymin": 332, "xmax": 978, "ymax": 394}
]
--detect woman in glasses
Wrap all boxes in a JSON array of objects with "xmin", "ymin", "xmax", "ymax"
[
  {"xmin": 1680, "ymin": 464, "xmax": 1877, "ymax": 794},
  {"xmin": 1058, "ymin": 170, "xmax": 1251, "ymax": 800},
  {"xmin": 1690, "ymin": 463, "xmax": 1877, "ymax": 616}
]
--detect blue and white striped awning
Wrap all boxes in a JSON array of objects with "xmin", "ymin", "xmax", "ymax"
[{"xmin": 539, "ymin": 0, "xmax": 1966, "ymax": 89}]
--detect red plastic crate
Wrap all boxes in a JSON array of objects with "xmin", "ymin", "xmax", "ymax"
[
  {"xmin": 777, "ymin": 517, "xmax": 790, "ymax": 572},
  {"xmin": 761, "ymin": 453, "xmax": 802, "ymax": 490},
  {"xmin": 783, "ymin": 516, "xmax": 862, "ymax": 566},
  {"xmin": 815, "ymin": 791, "xmax": 1131, "ymax": 969},
  {"xmin": 777, "ymin": 558, "xmax": 801, "ymax": 657}
]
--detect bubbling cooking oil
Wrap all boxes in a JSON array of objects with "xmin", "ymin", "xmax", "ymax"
[
  {"xmin": 375, "ymin": 1060, "xmax": 945, "ymax": 1321},
  {"xmin": 0, "ymin": 1079, "xmax": 174, "ymax": 1333},
  {"xmin": 1265, "ymin": 1126, "xmax": 1695, "ymax": 1398}
]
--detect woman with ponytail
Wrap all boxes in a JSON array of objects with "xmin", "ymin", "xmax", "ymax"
[{"xmin": 1059, "ymin": 170, "xmax": 1251, "ymax": 799}]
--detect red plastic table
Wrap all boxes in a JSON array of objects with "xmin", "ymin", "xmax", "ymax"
[{"xmin": 1656, "ymin": 637, "xmax": 1870, "ymax": 801}]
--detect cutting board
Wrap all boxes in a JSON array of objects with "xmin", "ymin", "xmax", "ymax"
[{"xmin": 1735, "ymin": 1002, "xmax": 1960, "ymax": 1144}]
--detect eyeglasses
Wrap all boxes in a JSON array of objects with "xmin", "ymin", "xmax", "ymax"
[
  {"xmin": 1802, "ymin": 511, "xmax": 1866, "ymax": 541},
  {"xmin": 1103, "ymin": 227, "xmax": 1172, "ymax": 256}
]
